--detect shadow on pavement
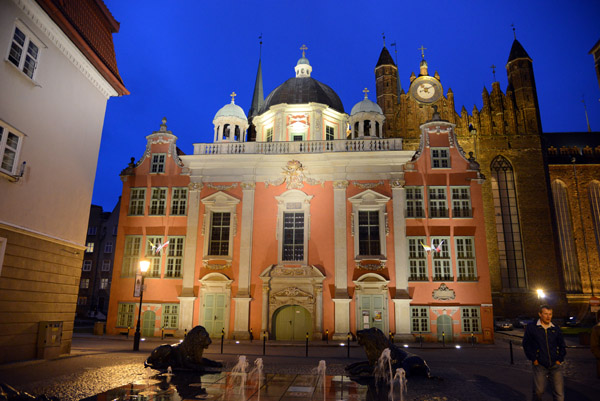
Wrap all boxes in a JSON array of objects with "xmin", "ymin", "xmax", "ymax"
[{"xmin": 473, "ymin": 375, "xmax": 526, "ymax": 401}]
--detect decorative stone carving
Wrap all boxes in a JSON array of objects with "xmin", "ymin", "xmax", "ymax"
[
  {"xmin": 265, "ymin": 160, "xmax": 323, "ymax": 189},
  {"xmin": 432, "ymin": 283, "xmax": 456, "ymax": 300},
  {"xmin": 206, "ymin": 183, "xmax": 238, "ymax": 191},
  {"xmin": 356, "ymin": 260, "xmax": 386, "ymax": 271},
  {"xmin": 353, "ymin": 181, "xmax": 384, "ymax": 189},
  {"xmin": 204, "ymin": 261, "xmax": 232, "ymax": 270},
  {"xmin": 333, "ymin": 180, "xmax": 349, "ymax": 189},
  {"xmin": 241, "ymin": 182, "xmax": 256, "ymax": 190},
  {"xmin": 390, "ymin": 179, "xmax": 405, "ymax": 189},
  {"xmin": 188, "ymin": 182, "xmax": 203, "ymax": 191}
]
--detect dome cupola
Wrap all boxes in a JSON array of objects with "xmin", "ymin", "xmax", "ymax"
[
  {"xmin": 349, "ymin": 88, "xmax": 385, "ymax": 139},
  {"xmin": 213, "ymin": 92, "xmax": 249, "ymax": 142},
  {"xmin": 294, "ymin": 44, "xmax": 312, "ymax": 78}
]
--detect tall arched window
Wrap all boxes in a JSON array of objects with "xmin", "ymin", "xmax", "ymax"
[
  {"xmin": 589, "ymin": 181, "xmax": 600, "ymax": 264},
  {"xmin": 551, "ymin": 180, "xmax": 582, "ymax": 292},
  {"xmin": 491, "ymin": 156, "xmax": 527, "ymax": 289}
]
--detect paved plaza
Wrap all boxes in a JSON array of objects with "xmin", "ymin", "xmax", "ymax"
[{"xmin": 0, "ymin": 331, "xmax": 599, "ymax": 400}]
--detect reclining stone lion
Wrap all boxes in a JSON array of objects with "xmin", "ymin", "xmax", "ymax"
[
  {"xmin": 145, "ymin": 325, "xmax": 222, "ymax": 371},
  {"xmin": 345, "ymin": 327, "xmax": 431, "ymax": 378}
]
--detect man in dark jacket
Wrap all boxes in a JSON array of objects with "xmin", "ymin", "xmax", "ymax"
[{"xmin": 522, "ymin": 304, "xmax": 566, "ymax": 401}]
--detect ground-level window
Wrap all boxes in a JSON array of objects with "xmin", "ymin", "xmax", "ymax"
[
  {"xmin": 461, "ymin": 307, "xmax": 481, "ymax": 333},
  {"xmin": 162, "ymin": 304, "xmax": 179, "ymax": 329},
  {"xmin": 411, "ymin": 306, "xmax": 430, "ymax": 333},
  {"xmin": 117, "ymin": 303, "xmax": 136, "ymax": 327}
]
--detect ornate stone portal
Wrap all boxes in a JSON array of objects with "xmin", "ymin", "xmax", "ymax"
[{"xmin": 259, "ymin": 264, "xmax": 325, "ymax": 340}]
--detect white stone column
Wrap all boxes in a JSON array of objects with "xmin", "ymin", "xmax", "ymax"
[
  {"xmin": 332, "ymin": 180, "xmax": 350, "ymax": 339},
  {"xmin": 391, "ymin": 177, "xmax": 411, "ymax": 338},
  {"xmin": 261, "ymin": 285, "xmax": 269, "ymax": 335},
  {"xmin": 233, "ymin": 182, "xmax": 256, "ymax": 339},
  {"xmin": 314, "ymin": 284, "xmax": 323, "ymax": 339},
  {"xmin": 178, "ymin": 181, "xmax": 202, "ymax": 333},
  {"xmin": 359, "ymin": 121, "xmax": 364, "ymax": 137}
]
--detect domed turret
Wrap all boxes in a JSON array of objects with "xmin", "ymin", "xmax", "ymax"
[
  {"xmin": 349, "ymin": 88, "xmax": 385, "ymax": 139},
  {"xmin": 213, "ymin": 92, "xmax": 249, "ymax": 142},
  {"xmin": 294, "ymin": 44, "xmax": 312, "ymax": 78}
]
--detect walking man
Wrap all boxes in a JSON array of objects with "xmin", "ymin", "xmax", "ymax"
[{"xmin": 522, "ymin": 304, "xmax": 566, "ymax": 401}]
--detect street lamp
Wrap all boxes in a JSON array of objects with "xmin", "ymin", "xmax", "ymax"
[
  {"xmin": 133, "ymin": 259, "xmax": 150, "ymax": 351},
  {"xmin": 536, "ymin": 289, "xmax": 546, "ymax": 299}
]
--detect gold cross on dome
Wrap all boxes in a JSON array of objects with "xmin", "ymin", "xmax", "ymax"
[
  {"xmin": 300, "ymin": 44, "xmax": 307, "ymax": 57},
  {"xmin": 363, "ymin": 87, "xmax": 369, "ymax": 99},
  {"xmin": 230, "ymin": 92, "xmax": 237, "ymax": 103},
  {"xmin": 418, "ymin": 45, "xmax": 427, "ymax": 59}
]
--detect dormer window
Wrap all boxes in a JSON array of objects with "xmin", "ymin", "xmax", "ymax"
[
  {"xmin": 150, "ymin": 153, "xmax": 166, "ymax": 173},
  {"xmin": 431, "ymin": 148, "xmax": 450, "ymax": 168}
]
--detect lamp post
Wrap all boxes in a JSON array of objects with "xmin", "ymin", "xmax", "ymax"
[{"xmin": 133, "ymin": 259, "xmax": 150, "ymax": 351}]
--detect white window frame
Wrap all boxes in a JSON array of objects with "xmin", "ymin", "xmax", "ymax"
[
  {"xmin": 451, "ymin": 187, "xmax": 472, "ymax": 218},
  {"xmin": 150, "ymin": 153, "xmax": 166, "ymax": 173},
  {"xmin": 101, "ymin": 259, "xmax": 111, "ymax": 271},
  {"xmin": 275, "ymin": 190, "xmax": 313, "ymax": 265},
  {"xmin": 455, "ymin": 236, "xmax": 477, "ymax": 281},
  {"xmin": 128, "ymin": 188, "xmax": 146, "ymax": 216},
  {"xmin": 149, "ymin": 187, "xmax": 167, "ymax": 215},
  {"xmin": 165, "ymin": 236, "xmax": 184, "ymax": 278},
  {"xmin": 428, "ymin": 186, "xmax": 448, "ymax": 218},
  {"xmin": 99, "ymin": 278, "xmax": 108, "ymax": 290},
  {"xmin": 6, "ymin": 22, "xmax": 44, "ymax": 81},
  {"xmin": 431, "ymin": 236, "xmax": 451, "ymax": 280},
  {"xmin": 406, "ymin": 186, "xmax": 425, "ymax": 218},
  {"xmin": 122, "ymin": 235, "xmax": 142, "ymax": 277},
  {"xmin": 431, "ymin": 147, "xmax": 450, "ymax": 169},
  {"xmin": 145, "ymin": 235, "xmax": 164, "ymax": 277},
  {"xmin": 117, "ymin": 303, "xmax": 136, "ymax": 328},
  {"xmin": 104, "ymin": 241, "xmax": 113, "ymax": 253},
  {"xmin": 407, "ymin": 237, "xmax": 428, "ymax": 281},
  {"xmin": 325, "ymin": 125, "xmax": 335, "ymax": 141},
  {"xmin": 162, "ymin": 304, "xmax": 179, "ymax": 329},
  {"xmin": 410, "ymin": 306, "xmax": 430, "ymax": 333},
  {"xmin": 82, "ymin": 260, "xmax": 92, "ymax": 271},
  {"xmin": 201, "ymin": 192, "xmax": 240, "ymax": 262},
  {"xmin": 0, "ymin": 120, "xmax": 25, "ymax": 177},
  {"xmin": 349, "ymin": 190, "xmax": 390, "ymax": 260},
  {"xmin": 265, "ymin": 126, "xmax": 273, "ymax": 142},
  {"xmin": 170, "ymin": 187, "xmax": 188, "ymax": 216},
  {"xmin": 461, "ymin": 307, "xmax": 481, "ymax": 333}
]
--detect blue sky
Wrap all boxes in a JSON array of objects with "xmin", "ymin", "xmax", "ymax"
[{"xmin": 93, "ymin": 0, "xmax": 600, "ymax": 210}]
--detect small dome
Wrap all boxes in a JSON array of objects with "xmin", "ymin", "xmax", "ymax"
[
  {"xmin": 214, "ymin": 100, "xmax": 247, "ymax": 121},
  {"xmin": 351, "ymin": 97, "xmax": 383, "ymax": 115},
  {"xmin": 297, "ymin": 57, "xmax": 310, "ymax": 66}
]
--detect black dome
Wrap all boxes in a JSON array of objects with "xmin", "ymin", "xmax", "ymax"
[{"xmin": 261, "ymin": 77, "xmax": 345, "ymax": 113}]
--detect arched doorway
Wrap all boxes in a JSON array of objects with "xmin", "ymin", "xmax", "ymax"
[
  {"xmin": 199, "ymin": 273, "xmax": 232, "ymax": 339},
  {"xmin": 272, "ymin": 305, "xmax": 312, "ymax": 341},
  {"xmin": 437, "ymin": 314, "xmax": 452, "ymax": 342},
  {"xmin": 142, "ymin": 310, "xmax": 156, "ymax": 337}
]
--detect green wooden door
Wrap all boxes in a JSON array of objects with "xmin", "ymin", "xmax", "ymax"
[
  {"xmin": 358, "ymin": 295, "xmax": 385, "ymax": 332},
  {"xmin": 142, "ymin": 310, "xmax": 155, "ymax": 337},
  {"xmin": 273, "ymin": 305, "xmax": 312, "ymax": 340},
  {"xmin": 203, "ymin": 293, "xmax": 226, "ymax": 337},
  {"xmin": 437, "ymin": 315, "xmax": 453, "ymax": 342}
]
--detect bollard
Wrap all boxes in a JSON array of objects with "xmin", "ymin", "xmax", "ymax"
[
  {"xmin": 389, "ymin": 331, "xmax": 394, "ymax": 344},
  {"xmin": 326, "ymin": 329, "xmax": 329, "ymax": 344},
  {"xmin": 263, "ymin": 331, "xmax": 266, "ymax": 356},
  {"xmin": 184, "ymin": 328, "xmax": 187, "ymax": 338},
  {"xmin": 250, "ymin": 328, "xmax": 253, "ymax": 343},
  {"xmin": 347, "ymin": 332, "xmax": 351, "ymax": 358},
  {"xmin": 305, "ymin": 332, "xmax": 309, "ymax": 357},
  {"xmin": 509, "ymin": 340, "xmax": 514, "ymax": 365},
  {"xmin": 471, "ymin": 332, "xmax": 474, "ymax": 346},
  {"xmin": 220, "ymin": 328, "xmax": 225, "ymax": 354},
  {"xmin": 442, "ymin": 331, "xmax": 445, "ymax": 347},
  {"xmin": 127, "ymin": 326, "xmax": 130, "ymax": 339},
  {"xmin": 161, "ymin": 327, "xmax": 164, "ymax": 340}
]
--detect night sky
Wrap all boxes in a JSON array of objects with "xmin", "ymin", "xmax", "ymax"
[{"xmin": 93, "ymin": 0, "xmax": 600, "ymax": 211}]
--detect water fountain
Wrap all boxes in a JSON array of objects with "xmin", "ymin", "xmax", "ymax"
[
  {"xmin": 316, "ymin": 360, "xmax": 326, "ymax": 401},
  {"xmin": 392, "ymin": 368, "xmax": 407, "ymax": 401},
  {"xmin": 374, "ymin": 348, "xmax": 393, "ymax": 386},
  {"xmin": 229, "ymin": 355, "xmax": 249, "ymax": 396}
]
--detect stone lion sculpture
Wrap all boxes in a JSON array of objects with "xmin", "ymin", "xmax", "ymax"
[
  {"xmin": 145, "ymin": 325, "xmax": 222, "ymax": 371},
  {"xmin": 345, "ymin": 327, "xmax": 430, "ymax": 378}
]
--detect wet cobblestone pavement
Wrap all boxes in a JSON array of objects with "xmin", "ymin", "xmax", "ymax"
[{"xmin": 0, "ymin": 332, "xmax": 599, "ymax": 400}]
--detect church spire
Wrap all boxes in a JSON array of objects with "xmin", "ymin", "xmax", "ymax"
[{"xmin": 248, "ymin": 36, "xmax": 264, "ymax": 118}]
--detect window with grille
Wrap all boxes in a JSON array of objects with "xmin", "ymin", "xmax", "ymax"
[
  {"xmin": 451, "ymin": 187, "xmax": 472, "ymax": 218},
  {"xmin": 117, "ymin": 303, "xmax": 136, "ymax": 327},
  {"xmin": 411, "ymin": 307, "xmax": 430, "ymax": 332},
  {"xmin": 456, "ymin": 237, "xmax": 477, "ymax": 281},
  {"xmin": 104, "ymin": 242, "xmax": 113, "ymax": 253},
  {"xmin": 150, "ymin": 188, "xmax": 167, "ymax": 215},
  {"xmin": 428, "ymin": 187, "xmax": 448, "ymax": 218},
  {"xmin": 122, "ymin": 236, "xmax": 142, "ymax": 277},
  {"xmin": 461, "ymin": 307, "xmax": 481, "ymax": 333},
  {"xmin": 82, "ymin": 260, "xmax": 92, "ymax": 271},
  {"xmin": 209, "ymin": 213, "xmax": 231, "ymax": 256},
  {"xmin": 166, "ymin": 237, "xmax": 184, "ymax": 277},
  {"xmin": 80, "ymin": 278, "xmax": 89, "ymax": 289},
  {"xmin": 171, "ymin": 187, "xmax": 188, "ymax": 215},
  {"xmin": 85, "ymin": 242, "xmax": 94, "ymax": 253},
  {"xmin": 406, "ymin": 187, "xmax": 424, "ymax": 218},
  {"xmin": 266, "ymin": 127, "xmax": 273, "ymax": 142},
  {"xmin": 431, "ymin": 148, "xmax": 450, "ymax": 168},
  {"xmin": 491, "ymin": 156, "xmax": 526, "ymax": 289},
  {"xmin": 151, "ymin": 153, "xmax": 166, "ymax": 173},
  {"xmin": 101, "ymin": 260, "xmax": 111, "ymax": 271},
  {"xmin": 432, "ymin": 237, "xmax": 451, "ymax": 280},
  {"xmin": 282, "ymin": 212, "xmax": 304, "ymax": 261},
  {"xmin": 128, "ymin": 188, "xmax": 146, "ymax": 216},
  {"xmin": 0, "ymin": 122, "xmax": 24, "ymax": 176},
  {"xmin": 100, "ymin": 278, "xmax": 108, "ymax": 289},
  {"xmin": 162, "ymin": 304, "xmax": 179, "ymax": 329},
  {"xmin": 358, "ymin": 211, "xmax": 381, "ymax": 256},
  {"xmin": 326, "ymin": 125, "xmax": 335, "ymax": 140},
  {"xmin": 408, "ymin": 237, "xmax": 427, "ymax": 280},
  {"xmin": 8, "ymin": 25, "xmax": 40, "ymax": 79},
  {"xmin": 145, "ymin": 236, "xmax": 164, "ymax": 277}
]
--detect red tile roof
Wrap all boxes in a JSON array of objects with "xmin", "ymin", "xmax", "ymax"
[{"xmin": 35, "ymin": 0, "xmax": 129, "ymax": 96}]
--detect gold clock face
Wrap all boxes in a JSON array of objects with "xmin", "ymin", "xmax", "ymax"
[{"xmin": 410, "ymin": 76, "xmax": 443, "ymax": 104}]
